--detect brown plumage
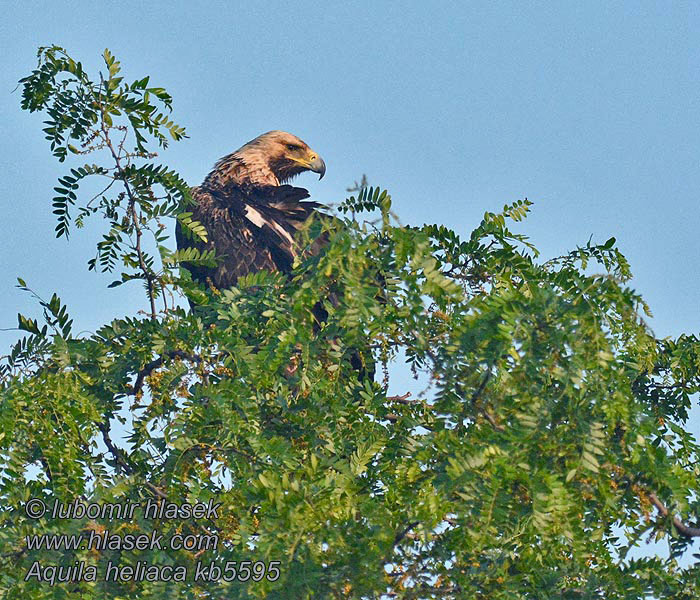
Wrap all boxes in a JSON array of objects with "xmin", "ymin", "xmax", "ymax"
[
  {"xmin": 176, "ymin": 131, "xmax": 327, "ymax": 290},
  {"xmin": 177, "ymin": 130, "xmax": 374, "ymax": 379}
]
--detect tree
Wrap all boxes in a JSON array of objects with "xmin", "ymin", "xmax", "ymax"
[{"xmin": 1, "ymin": 46, "xmax": 699, "ymax": 599}]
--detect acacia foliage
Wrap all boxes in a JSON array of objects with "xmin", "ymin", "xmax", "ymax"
[{"xmin": 2, "ymin": 46, "xmax": 700, "ymax": 599}]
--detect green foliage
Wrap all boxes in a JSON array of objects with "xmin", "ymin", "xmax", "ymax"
[
  {"xmin": 19, "ymin": 45, "xmax": 192, "ymax": 316},
  {"xmin": 2, "ymin": 46, "xmax": 700, "ymax": 599},
  {"xmin": 176, "ymin": 212, "xmax": 209, "ymax": 243}
]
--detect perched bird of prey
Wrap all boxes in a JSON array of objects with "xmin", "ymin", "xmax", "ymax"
[
  {"xmin": 175, "ymin": 130, "xmax": 327, "ymax": 291},
  {"xmin": 177, "ymin": 130, "xmax": 374, "ymax": 379}
]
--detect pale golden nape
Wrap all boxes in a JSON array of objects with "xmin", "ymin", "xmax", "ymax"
[{"xmin": 203, "ymin": 130, "xmax": 326, "ymax": 188}]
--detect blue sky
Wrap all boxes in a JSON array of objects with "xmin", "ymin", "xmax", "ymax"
[{"xmin": 1, "ymin": 0, "xmax": 699, "ymax": 564}]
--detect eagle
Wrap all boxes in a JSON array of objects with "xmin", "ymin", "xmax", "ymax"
[
  {"xmin": 176, "ymin": 130, "xmax": 374, "ymax": 378},
  {"xmin": 175, "ymin": 130, "xmax": 328, "ymax": 291}
]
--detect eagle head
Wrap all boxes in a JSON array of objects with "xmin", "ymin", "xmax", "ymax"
[{"xmin": 230, "ymin": 130, "xmax": 326, "ymax": 184}]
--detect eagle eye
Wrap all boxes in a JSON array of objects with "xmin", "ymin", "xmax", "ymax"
[{"xmin": 286, "ymin": 143, "xmax": 301, "ymax": 151}]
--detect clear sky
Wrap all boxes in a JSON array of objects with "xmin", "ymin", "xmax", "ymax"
[{"xmin": 1, "ymin": 0, "xmax": 699, "ymax": 563}]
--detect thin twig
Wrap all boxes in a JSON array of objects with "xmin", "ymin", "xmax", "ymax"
[
  {"xmin": 99, "ymin": 111, "xmax": 157, "ymax": 319},
  {"xmin": 85, "ymin": 176, "xmax": 118, "ymax": 209}
]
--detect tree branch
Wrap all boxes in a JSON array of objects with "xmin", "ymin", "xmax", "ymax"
[
  {"xmin": 648, "ymin": 492, "xmax": 700, "ymax": 538},
  {"xmin": 97, "ymin": 420, "xmax": 167, "ymax": 500},
  {"xmin": 386, "ymin": 392, "xmax": 413, "ymax": 403},
  {"xmin": 130, "ymin": 349, "xmax": 203, "ymax": 396},
  {"xmin": 393, "ymin": 520, "xmax": 420, "ymax": 546}
]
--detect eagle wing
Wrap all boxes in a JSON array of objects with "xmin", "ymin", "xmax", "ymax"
[{"xmin": 176, "ymin": 182, "xmax": 325, "ymax": 291}]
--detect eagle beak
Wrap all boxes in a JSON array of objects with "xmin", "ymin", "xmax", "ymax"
[{"xmin": 308, "ymin": 154, "xmax": 326, "ymax": 180}]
